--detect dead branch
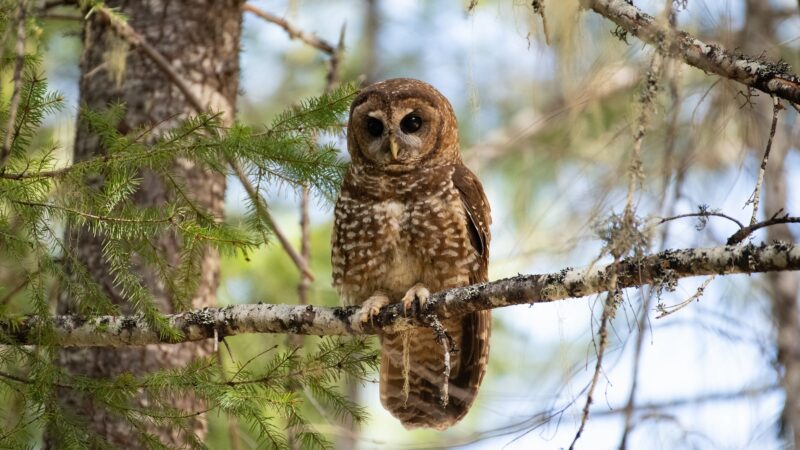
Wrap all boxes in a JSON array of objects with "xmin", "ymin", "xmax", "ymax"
[
  {"xmin": 581, "ymin": 0, "xmax": 800, "ymax": 105},
  {"xmin": 745, "ymin": 96, "xmax": 781, "ymax": 225},
  {"xmin": 727, "ymin": 211, "xmax": 800, "ymax": 245},
  {"xmin": 93, "ymin": 5, "xmax": 315, "ymax": 281},
  {"xmin": 656, "ymin": 209, "xmax": 800, "ymax": 245},
  {"xmin": 2, "ymin": 243, "xmax": 798, "ymax": 347},
  {"xmin": 242, "ymin": 3, "xmax": 336, "ymax": 55}
]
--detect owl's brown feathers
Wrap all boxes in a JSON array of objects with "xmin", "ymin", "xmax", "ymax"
[{"xmin": 332, "ymin": 78, "xmax": 491, "ymax": 430}]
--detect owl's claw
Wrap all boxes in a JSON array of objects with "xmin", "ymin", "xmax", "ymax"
[
  {"xmin": 401, "ymin": 283, "xmax": 430, "ymax": 316},
  {"xmin": 354, "ymin": 293, "xmax": 390, "ymax": 331}
]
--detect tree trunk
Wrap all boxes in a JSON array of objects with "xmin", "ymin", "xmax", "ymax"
[
  {"xmin": 50, "ymin": 1, "xmax": 242, "ymax": 447},
  {"xmin": 740, "ymin": 2, "xmax": 800, "ymax": 447},
  {"xmin": 766, "ymin": 136, "xmax": 800, "ymax": 449}
]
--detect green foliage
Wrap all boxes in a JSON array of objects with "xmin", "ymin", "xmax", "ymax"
[
  {"xmin": 229, "ymin": 83, "xmax": 354, "ymax": 203},
  {"xmin": 0, "ymin": 18, "xmax": 367, "ymax": 448}
]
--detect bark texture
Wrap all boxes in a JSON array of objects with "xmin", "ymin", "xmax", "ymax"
[
  {"xmin": 50, "ymin": 1, "xmax": 242, "ymax": 447},
  {"xmin": 5, "ymin": 243, "xmax": 795, "ymax": 347}
]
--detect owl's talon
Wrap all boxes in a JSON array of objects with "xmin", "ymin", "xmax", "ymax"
[
  {"xmin": 354, "ymin": 293, "xmax": 390, "ymax": 331},
  {"xmin": 401, "ymin": 283, "xmax": 430, "ymax": 316}
]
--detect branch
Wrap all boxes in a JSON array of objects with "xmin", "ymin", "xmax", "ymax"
[
  {"xmin": 91, "ymin": 5, "xmax": 315, "ymax": 280},
  {"xmin": 745, "ymin": 96, "xmax": 781, "ymax": 226},
  {"xmin": 92, "ymin": 6, "xmax": 206, "ymax": 114},
  {"xmin": 727, "ymin": 212, "xmax": 800, "ymax": 245},
  {"xmin": 581, "ymin": 0, "xmax": 800, "ymax": 105},
  {"xmin": 3, "ymin": 243, "xmax": 799, "ymax": 347},
  {"xmin": 229, "ymin": 159, "xmax": 314, "ymax": 280},
  {"xmin": 242, "ymin": 3, "xmax": 336, "ymax": 55}
]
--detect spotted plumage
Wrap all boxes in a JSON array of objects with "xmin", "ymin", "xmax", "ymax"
[{"xmin": 332, "ymin": 78, "xmax": 491, "ymax": 430}]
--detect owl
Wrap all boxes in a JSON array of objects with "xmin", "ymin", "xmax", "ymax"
[{"xmin": 331, "ymin": 78, "xmax": 491, "ymax": 430}]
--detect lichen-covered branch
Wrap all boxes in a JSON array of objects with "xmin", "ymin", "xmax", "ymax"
[
  {"xmin": 581, "ymin": 0, "xmax": 800, "ymax": 105},
  {"xmin": 3, "ymin": 243, "xmax": 799, "ymax": 347}
]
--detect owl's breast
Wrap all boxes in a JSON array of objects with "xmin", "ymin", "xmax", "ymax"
[
  {"xmin": 332, "ymin": 167, "xmax": 475, "ymax": 304},
  {"xmin": 369, "ymin": 199, "xmax": 424, "ymax": 298}
]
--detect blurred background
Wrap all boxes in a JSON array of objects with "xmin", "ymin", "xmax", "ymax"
[{"xmin": 38, "ymin": 0, "xmax": 800, "ymax": 448}]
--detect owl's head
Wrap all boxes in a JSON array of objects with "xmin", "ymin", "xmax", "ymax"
[{"xmin": 347, "ymin": 78, "xmax": 460, "ymax": 172}]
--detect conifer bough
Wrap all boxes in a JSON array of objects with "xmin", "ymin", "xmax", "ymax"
[{"xmin": 4, "ymin": 243, "xmax": 799, "ymax": 347}]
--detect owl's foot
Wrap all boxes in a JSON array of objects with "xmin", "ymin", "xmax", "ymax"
[
  {"xmin": 401, "ymin": 283, "xmax": 430, "ymax": 316},
  {"xmin": 354, "ymin": 293, "xmax": 390, "ymax": 331}
]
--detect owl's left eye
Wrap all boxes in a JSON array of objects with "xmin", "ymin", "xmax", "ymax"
[{"xmin": 400, "ymin": 114, "xmax": 422, "ymax": 133}]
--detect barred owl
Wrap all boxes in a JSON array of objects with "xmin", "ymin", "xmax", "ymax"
[{"xmin": 331, "ymin": 78, "xmax": 491, "ymax": 430}]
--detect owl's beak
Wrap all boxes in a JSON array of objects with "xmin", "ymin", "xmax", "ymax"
[{"xmin": 389, "ymin": 138, "xmax": 399, "ymax": 160}]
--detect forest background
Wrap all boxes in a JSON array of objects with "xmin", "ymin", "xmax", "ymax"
[{"xmin": 1, "ymin": 0, "xmax": 800, "ymax": 449}]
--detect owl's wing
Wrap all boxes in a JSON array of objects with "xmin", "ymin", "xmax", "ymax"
[{"xmin": 452, "ymin": 164, "xmax": 491, "ymax": 283}]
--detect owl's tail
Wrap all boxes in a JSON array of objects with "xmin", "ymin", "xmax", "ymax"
[{"xmin": 379, "ymin": 311, "xmax": 491, "ymax": 430}]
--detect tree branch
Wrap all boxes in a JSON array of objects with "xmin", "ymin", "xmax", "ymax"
[
  {"xmin": 93, "ymin": 6, "xmax": 207, "ymax": 114},
  {"xmin": 242, "ymin": 3, "xmax": 336, "ymax": 55},
  {"xmin": 2, "ymin": 243, "xmax": 798, "ymax": 347},
  {"xmin": 728, "ymin": 213, "xmax": 800, "ymax": 245},
  {"xmin": 581, "ymin": 0, "xmax": 800, "ymax": 105},
  {"xmin": 91, "ymin": 5, "xmax": 315, "ymax": 281}
]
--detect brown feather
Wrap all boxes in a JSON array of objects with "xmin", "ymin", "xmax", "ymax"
[{"xmin": 332, "ymin": 78, "xmax": 492, "ymax": 430}]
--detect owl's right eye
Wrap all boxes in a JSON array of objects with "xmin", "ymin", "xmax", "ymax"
[{"xmin": 365, "ymin": 117, "xmax": 384, "ymax": 137}]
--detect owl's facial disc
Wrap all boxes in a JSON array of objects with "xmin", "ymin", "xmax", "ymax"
[{"xmin": 352, "ymin": 100, "xmax": 437, "ymax": 168}]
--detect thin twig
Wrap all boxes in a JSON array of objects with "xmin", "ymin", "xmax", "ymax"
[
  {"xmin": 94, "ymin": 6, "xmax": 206, "ymax": 114},
  {"xmin": 11, "ymin": 200, "xmax": 176, "ymax": 224},
  {"xmin": 656, "ymin": 209, "xmax": 800, "ymax": 246},
  {"xmin": 570, "ymin": 292, "xmax": 615, "ymax": 450},
  {"xmin": 656, "ymin": 273, "xmax": 715, "ymax": 318},
  {"xmin": 230, "ymin": 160, "xmax": 314, "ymax": 281},
  {"xmin": 296, "ymin": 187, "xmax": 314, "ymax": 304},
  {"xmin": 727, "ymin": 211, "xmax": 800, "ymax": 245},
  {"xmin": 285, "ymin": 21, "xmax": 345, "ymax": 449},
  {"xmin": 624, "ymin": 52, "xmax": 663, "ymax": 219},
  {"xmin": 242, "ymin": 3, "xmax": 335, "ymax": 55},
  {"xmin": 594, "ymin": 384, "xmax": 780, "ymax": 417},
  {"xmin": 295, "ymin": 183, "xmax": 311, "ymax": 305},
  {"xmin": 620, "ymin": 284, "xmax": 653, "ymax": 449},
  {"xmin": 657, "ymin": 95, "xmax": 787, "ymax": 319},
  {"xmin": 326, "ymin": 24, "xmax": 346, "ymax": 90},
  {"xmin": 0, "ymin": 274, "xmax": 34, "ymax": 306},
  {"xmin": 623, "ymin": 13, "xmax": 679, "ymax": 435},
  {"xmin": 745, "ymin": 96, "xmax": 781, "ymax": 226},
  {"xmin": 216, "ymin": 343, "xmax": 242, "ymax": 450},
  {"xmin": 0, "ymin": 1, "xmax": 29, "ymax": 170},
  {"xmin": 609, "ymin": 41, "xmax": 664, "ymax": 450},
  {"xmin": 93, "ymin": 4, "xmax": 314, "ymax": 280},
  {"xmin": 657, "ymin": 211, "xmax": 745, "ymax": 229}
]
